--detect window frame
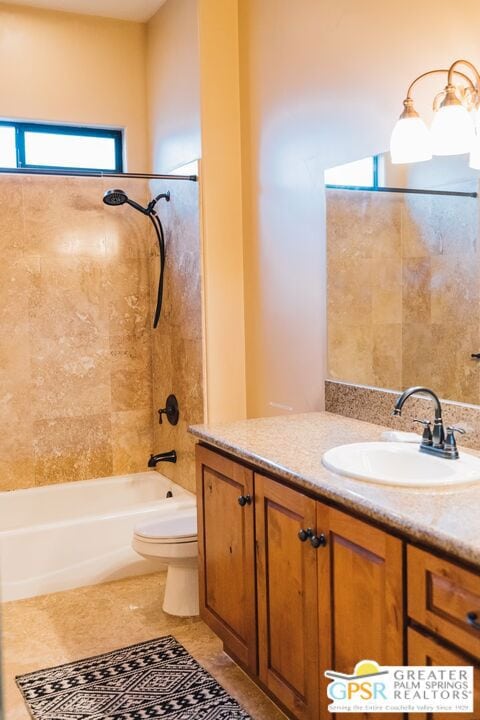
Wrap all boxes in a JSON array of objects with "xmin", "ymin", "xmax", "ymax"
[
  {"xmin": 0, "ymin": 120, "xmax": 123, "ymax": 173},
  {"xmin": 325, "ymin": 154, "xmax": 379, "ymax": 191}
]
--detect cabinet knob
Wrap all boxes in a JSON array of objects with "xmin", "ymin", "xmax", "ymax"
[
  {"xmin": 298, "ymin": 528, "xmax": 312, "ymax": 542},
  {"xmin": 310, "ymin": 533, "xmax": 327, "ymax": 548},
  {"xmin": 466, "ymin": 611, "xmax": 480, "ymax": 630},
  {"xmin": 238, "ymin": 494, "xmax": 252, "ymax": 507}
]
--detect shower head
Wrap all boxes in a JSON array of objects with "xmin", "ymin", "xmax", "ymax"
[
  {"xmin": 103, "ymin": 188, "xmax": 170, "ymax": 215},
  {"xmin": 103, "ymin": 188, "xmax": 150, "ymax": 214},
  {"xmin": 103, "ymin": 189, "xmax": 128, "ymax": 206}
]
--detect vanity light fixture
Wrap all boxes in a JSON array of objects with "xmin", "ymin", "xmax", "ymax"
[{"xmin": 390, "ymin": 59, "xmax": 480, "ymax": 168}]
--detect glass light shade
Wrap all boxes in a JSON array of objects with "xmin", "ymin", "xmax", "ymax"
[
  {"xmin": 431, "ymin": 104, "xmax": 475, "ymax": 155},
  {"xmin": 390, "ymin": 116, "xmax": 432, "ymax": 164}
]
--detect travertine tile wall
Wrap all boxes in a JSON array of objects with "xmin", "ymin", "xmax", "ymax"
[
  {"xmin": 327, "ymin": 187, "xmax": 480, "ymax": 404},
  {"xmin": 1, "ymin": 174, "xmax": 156, "ymax": 491},
  {"xmin": 148, "ymin": 177, "xmax": 204, "ymax": 493}
]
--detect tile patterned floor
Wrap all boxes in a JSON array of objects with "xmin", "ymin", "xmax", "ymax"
[{"xmin": 1, "ymin": 573, "xmax": 285, "ymax": 720}]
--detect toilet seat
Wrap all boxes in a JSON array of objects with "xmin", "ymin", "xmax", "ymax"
[{"xmin": 133, "ymin": 510, "xmax": 197, "ymax": 543}]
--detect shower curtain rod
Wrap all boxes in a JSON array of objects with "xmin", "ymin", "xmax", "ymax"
[
  {"xmin": 326, "ymin": 184, "xmax": 477, "ymax": 198},
  {"xmin": 0, "ymin": 168, "xmax": 198, "ymax": 181}
]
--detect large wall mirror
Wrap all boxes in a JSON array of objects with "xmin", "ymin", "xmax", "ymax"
[{"xmin": 326, "ymin": 152, "xmax": 480, "ymax": 404}]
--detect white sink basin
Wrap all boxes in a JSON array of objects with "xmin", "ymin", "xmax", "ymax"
[{"xmin": 321, "ymin": 442, "xmax": 480, "ymax": 488}]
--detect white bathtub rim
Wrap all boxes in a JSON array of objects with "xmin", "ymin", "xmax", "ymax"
[
  {"xmin": 0, "ymin": 470, "xmax": 170, "ymax": 499},
  {"xmin": 0, "ymin": 471, "xmax": 194, "ymax": 533}
]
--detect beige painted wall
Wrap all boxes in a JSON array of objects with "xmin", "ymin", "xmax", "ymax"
[
  {"xmin": 0, "ymin": 2, "xmax": 148, "ymax": 170},
  {"xmin": 238, "ymin": 0, "xmax": 480, "ymax": 418},
  {"xmin": 147, "ymin": 0, "xmax": 201, "ymax": 173},
  {"xmin": 198, "ymin": 0, "xmax": 247, "ymax": 422}
]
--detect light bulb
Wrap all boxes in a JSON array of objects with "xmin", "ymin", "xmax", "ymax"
[
  {"xmin": 431, "ymin": 104, "xmax": 475, "ymax": 155},
  {"xmin": 390, "ymin": 116, "xmax": 432, "ymax": 164}
]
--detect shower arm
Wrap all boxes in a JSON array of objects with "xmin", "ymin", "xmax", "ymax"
[{"xmin": 145, "ymin": 192, "xmax": 170, "ymax": 214}]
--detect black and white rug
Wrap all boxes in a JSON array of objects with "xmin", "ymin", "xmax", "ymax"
[{"xmin": 16, "ymin": 635, "xmax": 252, "ymax": 719}]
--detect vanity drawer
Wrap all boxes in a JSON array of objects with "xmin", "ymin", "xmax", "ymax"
[{"xmin": 408, "ymin": 546, "xmax": 480, "ymax": 659}]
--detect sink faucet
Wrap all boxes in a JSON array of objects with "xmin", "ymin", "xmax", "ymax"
[{"xmin": 392, "ymin": 386, "xmax": 465, "ymax": 459}]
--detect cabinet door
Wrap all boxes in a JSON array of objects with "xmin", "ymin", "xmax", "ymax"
[
  {"xmin": 196, "ymin": 445, "xmax": 257, "ymax": 672},
  {"xmin": 255, "ymin": 473, "xmax": 319, "ymax": 720},
  {"xmin": 408, "ymin": 628, "xmax": 480, "ymax": 720},
  {"xmin": 318, "ymin": 506, "xmax": 404, "ymax": 720}
]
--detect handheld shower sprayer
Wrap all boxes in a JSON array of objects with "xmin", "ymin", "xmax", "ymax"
[
  {"xmin": 103, "ymin": 188, "xmax": 170, "ymax": 328},
  {"xmin": 103, "ymin": 189, "xmax": 170, "ymax": 214}
]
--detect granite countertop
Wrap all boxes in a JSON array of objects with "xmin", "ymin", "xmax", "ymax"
[{"xmin": 188, "ymin": 411, "xmax": 480, "ymax": 569}]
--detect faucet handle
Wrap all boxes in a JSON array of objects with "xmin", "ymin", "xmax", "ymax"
[
  {"xmin": 412, "ymin": 418, "xmax": 433, "ymax": 445},
  {"xmin": 444, "ymin": 426, "xmax": 466, "ymax": 458},
  {"xmin": 412, "ymin": 418, "xmax": 431, "ymax": 428},
  {"xmin": 446, "ymin": 425, "xmax": 466, "ymax": 437}
]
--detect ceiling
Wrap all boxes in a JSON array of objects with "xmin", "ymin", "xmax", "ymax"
[{"xmin": 7, "ymin": 0, "xmax": 167, "ymax": 22}]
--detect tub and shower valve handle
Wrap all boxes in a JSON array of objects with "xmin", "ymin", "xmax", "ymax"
[
  {"xmin": 158, "ymin": 395, "xmax": 180, "ymax": 426},
  {"xmin": 238, "ymin": 494, "xmax": 252, "ymax": 507}
]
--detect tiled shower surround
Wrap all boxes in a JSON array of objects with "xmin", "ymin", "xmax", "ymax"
[
  {"xmin": 327, "ymin": 187, "xmax": 480, "ymax": 404},
  {"xmin": 0, "ymin": 173, "xmax": 203, "ymax": 491}
]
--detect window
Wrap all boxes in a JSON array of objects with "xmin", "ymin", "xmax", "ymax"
[
  {"xmin": 0, "ymin": 121, "xmax": 123, "ymax": 172},
  {"xmin": 325, "ymin": 155, "xmax": 378, "ymax": 189}
]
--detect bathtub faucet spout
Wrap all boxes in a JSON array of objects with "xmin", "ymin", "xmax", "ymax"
[{"xmin": 148, "ymin": 450, "xmax": 177, "ymax": 467}]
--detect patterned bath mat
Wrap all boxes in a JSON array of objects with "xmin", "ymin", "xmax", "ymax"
[{"xmin": 16, "ymin": 635, "xmax": 251, "ymax": 719}]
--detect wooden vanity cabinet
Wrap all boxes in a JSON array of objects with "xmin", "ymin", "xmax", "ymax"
[
  {"xmin": 196, "ymin": 445, "xmax": 257, "ymax": 673},
  {"xmin": 196, "ymin": 443, "xmax": 480, "ymax": 720}
]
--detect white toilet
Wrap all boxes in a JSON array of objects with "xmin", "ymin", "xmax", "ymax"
[{"xmin": 132, "ymin": 508, "xmax": 199, "ymax": 617}]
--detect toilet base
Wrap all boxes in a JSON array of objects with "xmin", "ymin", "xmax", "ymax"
[{"xmin": 163, "ymin": 562, "xmax": 199, "ymax": 617}]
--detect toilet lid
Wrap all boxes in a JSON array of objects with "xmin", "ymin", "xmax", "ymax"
[{"xmin": 134, "ymin": 511, "xmax": 197, "ymax": 541}]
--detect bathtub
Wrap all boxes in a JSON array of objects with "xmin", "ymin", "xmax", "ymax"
[{"xmin": 0, "ymin": 471, "xmax": 196, "ymax": 602}]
